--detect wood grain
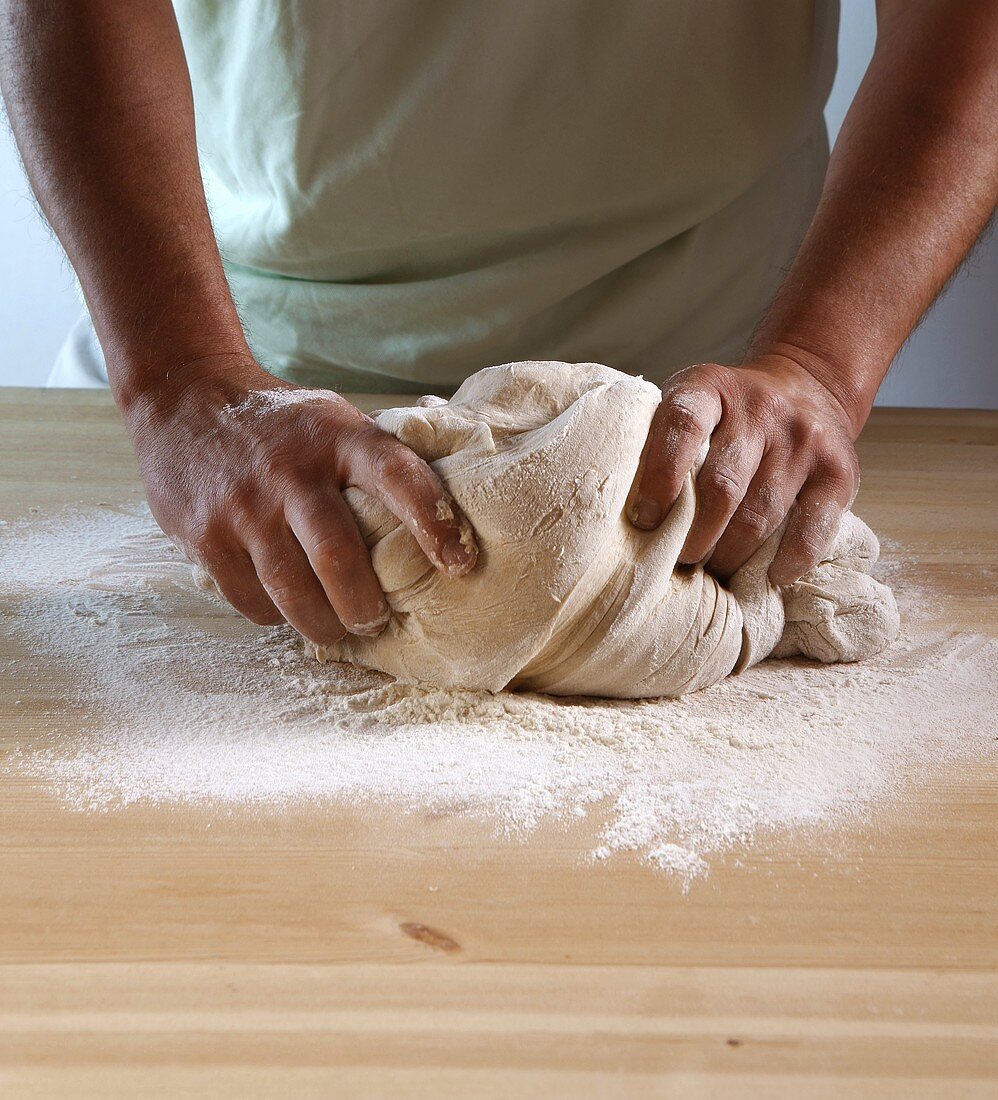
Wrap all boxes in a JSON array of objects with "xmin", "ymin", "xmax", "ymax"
[{"xmin": 0, "ymin": 388, "xmax": 996, "ymax": 1098}]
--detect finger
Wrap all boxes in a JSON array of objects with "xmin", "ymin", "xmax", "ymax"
[
  {"xmin": 195, "ymin": 545, "xmax": 284, "ymax": 627},
  {"xmin": 680, "ymin": 430, "xmax": 764, "ymax": 565},
  {"xmin": 708, "ymin": 452, "xmax": 809, "ymax": 578},
  {"xmin": 285, "ymin": 490, "xmax": 391, "ymax": 636},
  {"xmin": 768, "ymin": 479, "xmax": 851, "ymax": 587},
  {"xmin": 629, "ymin": 384, "xmax": 722, "ymax": 530},
  {"xmin": 342, "ymin": 428, "xmax": 479, "ymax": 577},
  {"xmin": 248, "ymin": 532, "xmax": 347, "ymax": 645}
]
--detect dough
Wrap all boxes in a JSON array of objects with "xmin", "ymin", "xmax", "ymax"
[{"xmin": 320, "ymin": 361, "xmax": 899, "ymax": 698}]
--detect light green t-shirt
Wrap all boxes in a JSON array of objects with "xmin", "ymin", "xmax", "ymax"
[{"xmin": 174, "ymin": 0, "xmax": 839, "ymax": 393}]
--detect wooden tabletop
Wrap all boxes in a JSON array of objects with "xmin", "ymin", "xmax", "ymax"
[{"xmin": 1, "ymin": 388, "xmax": 996, "ymax": 1099}]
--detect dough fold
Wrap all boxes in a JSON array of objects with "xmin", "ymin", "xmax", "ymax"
[{"xmin": 320, "ymin": 362, "xmax": 899, "ymax": 698}]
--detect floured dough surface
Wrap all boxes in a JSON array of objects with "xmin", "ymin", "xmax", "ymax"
[{"xmin": 320, "ymin": 361, "xmax": 899, "ymax": 698}]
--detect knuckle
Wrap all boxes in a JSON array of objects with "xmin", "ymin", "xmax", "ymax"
[
  {"xmin": 254, "ymin": 445, "xmax": 296, "ymax": 485},
  {"xmin": 226, "ymin": 478, "xmax": 257, "ymax": 511},
  {"xmin": 700, "ymin": 464, "xmax": 742, "ymax": 507},
  {"xmin": 791, "ymin": 417, "xmax": 824, "ymax": 451},
  {"xmin": 748, "ymin": 386, "xmax": 787, "ymax": 424},
  {"xmin": 660, "ymin": 394, "xmax": 708, "ymax": 437},
  {"xmin": 369, "ymin": 440, "xmax": 422, "ymax": 486},
  {"xmin": 189, "ymin": 518, "xmax": 229, "ymax": 563},
  {"xmin": 227, "ymin": 487, "xmax": 262, "ymax": 532},
  {"xmin": 298, "ymin": 408, "xmax": 362, "ymax": 461},
  {"xmin": 309, "ymin": 526, "xmax": 356, "ymax": 568},
  {"xmin": 258, "ymin": 563, "xmax": 309, "ymax": 608},
  {"xmin": 732, "ymin": 500, "xmax": 778, "ymax": 538},
  {"xmin": 675, "ymin": 362, "xmax": 726, "ymax": 389},
  {"xmin": 814, "ymin": 452, "xmax": 858, "ymax": 495}
]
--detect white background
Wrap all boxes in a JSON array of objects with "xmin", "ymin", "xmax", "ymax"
[{"xmin": 1, "ymin": 2, "xmax": 995, "ymax": 405}]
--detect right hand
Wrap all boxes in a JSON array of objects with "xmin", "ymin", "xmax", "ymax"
[{"xmin": 121, "ymin": 355, "xmax": 478, "ymax": 645}]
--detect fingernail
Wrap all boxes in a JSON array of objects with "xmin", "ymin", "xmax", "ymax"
[
  {"xmin": 441, "ymin": 544, "xmax": 472, "ymax": 575},
  {"xmin": 353, "ymin": 624, "xmax": 386, "ymax": 637},
  {"xmin": 439, "ymin": 541, "xmax": 468, "ymax": 574},
  {"xmin": 351, "ymin": 611, "xmax": 391, "ymax": 637},
  {"xmin": 629, "ymin": 499, "xmax": 662, "ymax": 529},
  {"xmin": 440, "ymin": 518, "xmax": 478, "ymax": 575}
]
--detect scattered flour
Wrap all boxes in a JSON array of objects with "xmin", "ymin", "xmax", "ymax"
[
  {"xmin": 229, "ymin": 387, "xmax": 342, "ymax": 416},
  {"xmin": 1, "ymin": 503, "xmax": 995, "ymax": 886}
]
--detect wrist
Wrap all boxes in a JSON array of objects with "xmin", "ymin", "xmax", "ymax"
[
  {"xmin": 745, "ymin": 340, "xmax": 879, "ymax": 437},
  {"xmin": 94, "ymin": 276, "xmax": 256, "ymax": 415},
  {"xmin": 113, "ymin": 348, "xmax": 278, "ymax": 429}
]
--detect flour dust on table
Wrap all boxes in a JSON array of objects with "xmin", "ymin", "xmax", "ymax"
[{"xmin": 1, "ymin": 501, "xmax": 993, "ymax": 886}]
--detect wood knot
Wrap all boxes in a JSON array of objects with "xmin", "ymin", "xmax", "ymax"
[{"xmin": 399, "ymin": 921, "xmax": 461, "ymax": 954}]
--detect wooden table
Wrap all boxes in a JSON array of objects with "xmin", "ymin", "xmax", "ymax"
[{"xmin": 1, "ymin": 389, "xmax": 996, "ymax": 1099}]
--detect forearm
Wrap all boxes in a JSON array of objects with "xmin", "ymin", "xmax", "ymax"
[
  {"xmin": 749, "ymin": 0, "xmax": 998, "ymax": 433},
  {"xmin": 0, "ymin": 0, "xmax": 249, "ymax": 408}
]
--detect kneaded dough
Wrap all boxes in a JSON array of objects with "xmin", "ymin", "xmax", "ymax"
[{"xmin": 321, "ymin": 361, "xmax": 899, "ymax": 698}]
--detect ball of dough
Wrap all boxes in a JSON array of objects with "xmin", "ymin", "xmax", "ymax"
[{"xmin": 319, "ymin": 361, "xmax": 899, "ymax": 698}]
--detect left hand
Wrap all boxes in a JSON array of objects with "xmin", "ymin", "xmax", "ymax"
[{"xmin": 628, "ymin": 354, "xmax": 863, "ymax": 586}]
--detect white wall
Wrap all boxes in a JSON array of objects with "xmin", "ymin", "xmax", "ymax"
[
  {"xmin": 1, "ymin": 1, "xmax": 995, "ymax": 404},
  {"xmin": 0, "ymin": 128, "xmax": 81, "ymax": 386}
]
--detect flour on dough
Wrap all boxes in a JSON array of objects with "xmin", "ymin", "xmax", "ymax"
[{"xmin": 312, "ymin": 362, "xmax": 898, "ymax": 697}]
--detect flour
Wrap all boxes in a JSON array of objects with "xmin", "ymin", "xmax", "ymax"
[
  {"xmin": 229, "ymin": 387, "xmax": 343, "ymax": 416},
  {"xmin": 1, "ymin": 503, "xmax": 995, "ymax": 887}
]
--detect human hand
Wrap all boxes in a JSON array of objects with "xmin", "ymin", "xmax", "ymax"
[
  {"xmin": 123, "ymin": 355, "xmax": 478, "ymax": 644},
  {"xmin": 628, "ymin": 354, "xmax": 863, "ymax": 585}
]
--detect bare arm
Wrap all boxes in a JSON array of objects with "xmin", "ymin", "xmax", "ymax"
[
  {"xmin": 0, "ymin": 0, "xmax": 477, "ymax": 643},
  {"xmin": 0, "ymin": 0, "xmax": 245, "ymax": 394},
  {"xmin": 632, "ymin": 0, "xmax": 998, "ymax": 583}
]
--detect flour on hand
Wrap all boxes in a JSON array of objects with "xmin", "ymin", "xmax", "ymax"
[{"xmin": 309, "ymin": 361, "xmax": 899, "ymax": 698}]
